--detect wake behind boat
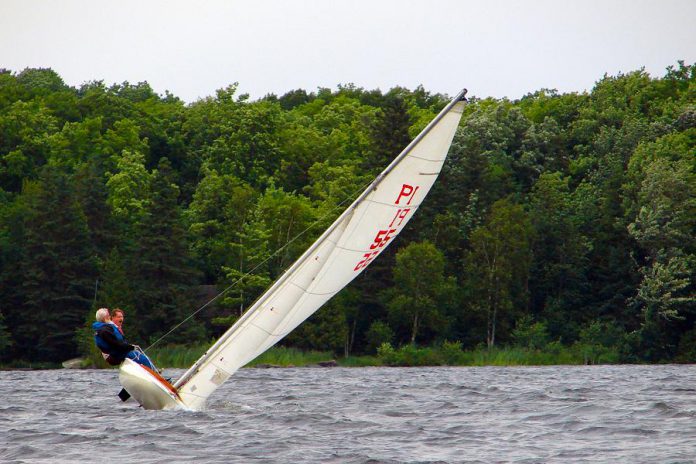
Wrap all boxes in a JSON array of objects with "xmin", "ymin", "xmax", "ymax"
[{"xmin": 119, "ymin": 89, "xmax": 468, "ymax": 410}]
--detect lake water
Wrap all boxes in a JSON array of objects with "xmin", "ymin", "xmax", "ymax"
[{"xmin": 1, "ymin": 365, "xmax": 695, "ymax": 463}]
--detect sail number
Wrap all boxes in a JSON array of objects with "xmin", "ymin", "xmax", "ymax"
[{"xmin": 353, "ymin": 183, "xmax": 419, "ymax": 271}]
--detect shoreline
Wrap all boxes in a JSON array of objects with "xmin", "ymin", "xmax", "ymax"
[
  {"xmin": 2, "ymin": 361, "xmax": 694, "ymax": 371},
  {"xmin": 6, "ymin": 340, "xmax": 685, "ymax": 370}
]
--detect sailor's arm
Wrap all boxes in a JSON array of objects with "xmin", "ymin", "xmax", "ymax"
[{"xmin": 99, "ymin": 327, "xmax": 134, "ymax": 352}]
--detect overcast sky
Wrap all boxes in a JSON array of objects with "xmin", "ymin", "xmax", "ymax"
[{"xmin": 1, "ymin": 0, "xmax": 694, "ymax": 102}]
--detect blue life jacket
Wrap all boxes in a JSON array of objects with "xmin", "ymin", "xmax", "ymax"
[{"xmin": 92, "ymin": 321, "xmax": 125, "ymax": 355}]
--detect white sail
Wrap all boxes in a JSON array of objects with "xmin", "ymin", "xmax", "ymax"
[{"xmin": 173, "ymin": 90, "xmax": 467, "ymax": 410}]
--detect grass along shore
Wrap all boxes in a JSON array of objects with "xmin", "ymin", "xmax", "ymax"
[
  {"xmin": 1, "ymin": 341, "xmax": 621, "ymax": 369},
  {"xmin": 146, "ymin": 344, "xmax": 338, "ymax": 369},
  {"xmin": 142, "ymin": 340, "xmax": 619, "ymax": 369}
]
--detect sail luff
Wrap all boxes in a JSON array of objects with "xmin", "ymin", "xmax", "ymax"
[{"xmin": 172, "ymin": 89, "xmax": 468, "ymax": 402}]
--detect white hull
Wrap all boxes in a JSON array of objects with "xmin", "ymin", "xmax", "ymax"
[{"xmin": 118, "ymin": 359, "xmax": 187, "ymax": 410}]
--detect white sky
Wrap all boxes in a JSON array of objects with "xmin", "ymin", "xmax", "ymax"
[{"xmin": 1, "ymin": 0, "xmax": 694, "ymax": 102}]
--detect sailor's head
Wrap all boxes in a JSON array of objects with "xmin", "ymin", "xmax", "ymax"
[
  {"xmin": 112, "ymin": 308, "xmax": 124, "ymax": 328},
  {"xmin": 95, "ymin": 307, "xmax": 111, "ymax": 322}
]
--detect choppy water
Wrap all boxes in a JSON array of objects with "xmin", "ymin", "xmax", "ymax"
[{"xmin": 1, "ymin": 365, "xmax": 695, "ymax": 463}]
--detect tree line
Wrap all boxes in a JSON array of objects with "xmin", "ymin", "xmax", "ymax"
[{"xmin": 0, "ymin": 63, "xmax": 693, "ymax": 365}]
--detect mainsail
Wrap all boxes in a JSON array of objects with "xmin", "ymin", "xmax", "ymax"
[{"xmin": 173, "ymin": 89, "xmax": 468, "ymax": 410}]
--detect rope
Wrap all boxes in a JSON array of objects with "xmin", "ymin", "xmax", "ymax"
[{"xmin": 144, "ymin": 178, "xmax": 374, "ymax": 352}]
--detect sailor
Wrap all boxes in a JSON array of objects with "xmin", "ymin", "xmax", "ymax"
[
  {"xmin": 92, "ymin": 308, "xmax": 157, "ymax": 370},
  {"xmin": 111, "ymin": 307, "xmax": 125, "ymax": 335}
]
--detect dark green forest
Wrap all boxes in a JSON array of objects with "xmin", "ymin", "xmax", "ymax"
[{"xmin": 0, "ymin": 63, "xmax": 694, "ymax": 365}]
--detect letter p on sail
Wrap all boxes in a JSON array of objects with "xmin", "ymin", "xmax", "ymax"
[{"xmin": 395, "ymin": 184, "xmax": 419, "ymax": 205}]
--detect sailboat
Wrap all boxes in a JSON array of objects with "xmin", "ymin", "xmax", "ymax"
[{"xmin": 118, "ymin": 89, "xmax": 468, "ymax": 410}]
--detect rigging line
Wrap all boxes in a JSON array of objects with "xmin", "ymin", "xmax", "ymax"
[{"xmin": 144, "ymin": 177, "xmax": 375, "ymax": 352}]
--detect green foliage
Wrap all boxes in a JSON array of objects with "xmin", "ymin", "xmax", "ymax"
[
  {"xmin": 0, "ymin": 100, "xmax": 58, "ymax": 192},
  {"xmin": 365, "ymin": 92, "xmax": 412, "ymax": 172},
  {"xmin": 676, "ymin": 328, "xmax": 696, "ymax": 363},
  {"xmin": 512, "ymin": 315, "xmax": 551, "ymax": 350},
  {"xmin": 338, "ymin": 355, "xmax": 383, "ymax": 367},
  {"xmin": 0, "ymin": 311, "xmax": 12, "ymax": 359},
  {"xmin": 440, "ymin": 340, "xmax": 465, "ymax": 364},
  {"xmin": 285, "ymin": 300, "xmax": 348, "ymax": 353},
  {"xmin": 247, "ymin": 346, "xmax": 334, "ymax": 367},
  {"xmin": 105, "ymin": 149, "xmax": 152, "ymax": 227},
  {"xmin": 623, "ymin": 128, "xmax": 696, "ymax": 360},
  {"xmin": 365, "ymin": 320, "xmax": 395, "ymax": 354},
  {"xmin": 146, "ymin": 344, "xmax": 336, "ymax": 369},
  {"xmin": 572, "ymin": 320, "xmax": 622, "ymax": 364},
  {"xmin": 146, "ymin": 343, "xmax": 208, "ymax": 368},
  {"xmin": 627, "ymin": 154, "xmax": 695, "ymax": 258},
  {"xmin": 383, "ymin": 241, "xmax": 455, "ymax": 345},
  {"xmin": 528, "ymin": 172, "xmax": 591, "ymax": 341},
  {"xmin": 0, "ymin": 65, "xmax": 694, "ymax": 365},
  {"xmin": 10, "ymin": 168, "xmax": 97, "ymax": 362},
  {"xmin": 98, "ymin": 248, "xmax": 137, "ymax": 319},
  {"xmin": 462, "ymin": 344, "xmax": 583, "ymax": 366},
  {"xmin": 377, "ymin": 342, "xmax": 442, "ymax": 366},
  {"xmin": 117, "ymin": 157, "xmax": 204, "ymax": 344},
  {"xmin": 376, "ymin": 340, "xmax": 587, "ymax": 366},
  {"xmin": 185, "ymin": 169, "xmax": 257, "ymax": 281},
  {"xmin": 466, "ymin": 198, "xmax": 532, "ymax": 348},
  {"xmin": 633, "ymin": 257, "xmax": 696, "ymax": 322}
]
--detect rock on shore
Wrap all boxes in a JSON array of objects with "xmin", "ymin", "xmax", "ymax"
[{"xmin": 62, "ymin": 358, "xmax": 85, "ymax": 369}]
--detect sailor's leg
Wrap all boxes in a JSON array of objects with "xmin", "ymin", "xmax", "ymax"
[{"xmin": 126, "ymin": 350, "xmax": 157, "ymax": 370}]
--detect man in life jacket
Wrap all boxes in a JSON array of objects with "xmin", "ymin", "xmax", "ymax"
[{"xmin": 92, "ymin": 307, "xmax": 157, "ymax": 370}]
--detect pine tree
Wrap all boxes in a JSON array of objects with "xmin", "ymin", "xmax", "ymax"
[
  {"xmin": 365, "ymin": 92, "xmax": 412, "ymax": 173},
  {"xmin": 133, "ymin": 158, "xmax": 203, "ymax": 343},
  {"xmin": 14, "ymin": 168, "xmax": 97, "ymax": 362},
  {"xmin": 73, "ymin": 161, "xmax": 117, "ymax": 260}
]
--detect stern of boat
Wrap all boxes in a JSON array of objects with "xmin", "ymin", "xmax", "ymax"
[{"xmin": 118, "ymin": 358, "xmax": 186, "ymax": 410}]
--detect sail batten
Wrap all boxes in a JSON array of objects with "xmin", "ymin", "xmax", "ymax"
[{"xmin": 173, "ymin": 89, "xmax": 467, "ymax": 410}]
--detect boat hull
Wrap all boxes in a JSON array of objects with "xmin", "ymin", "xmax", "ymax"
[{"xmin": 118, "ymin": 359, "xmax": 186, "ymax": 410}]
